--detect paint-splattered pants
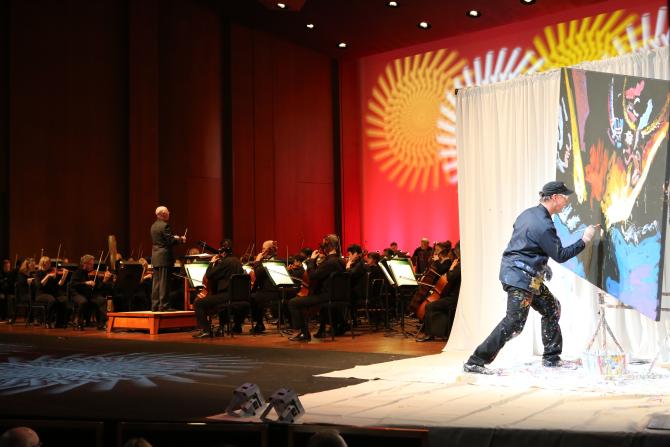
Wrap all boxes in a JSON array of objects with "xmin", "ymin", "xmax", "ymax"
[{"xmin": 467, "ymin": 284, "xmax": 562, "ymax": 366}]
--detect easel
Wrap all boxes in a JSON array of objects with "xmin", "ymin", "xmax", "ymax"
[{"xmin": 585, "ymin": 291, "xmax": 626, "ymax": 354}]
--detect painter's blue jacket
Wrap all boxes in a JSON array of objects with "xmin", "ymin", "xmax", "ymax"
[{"xmin": 499, "ymin": 204, "xmax": 585, "ymax": 292}]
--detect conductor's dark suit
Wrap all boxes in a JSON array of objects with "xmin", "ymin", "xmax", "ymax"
[{"xmin": 151, "ymin": 219, "xmax": 180, "ymax": 311}]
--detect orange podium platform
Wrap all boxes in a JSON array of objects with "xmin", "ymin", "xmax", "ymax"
[{"xmin": 107, "ymin": 311, "xmax": 196, "ymax": 335}]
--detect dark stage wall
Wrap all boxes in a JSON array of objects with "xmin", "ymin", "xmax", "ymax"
[{"xmin": 2, "ymin": 0, "xmax": 336, "ymax": 261}]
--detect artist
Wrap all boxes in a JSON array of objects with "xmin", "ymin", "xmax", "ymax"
[{"xmin": 464, "ymin": 181, "xmax": 599, "ymax": 374}]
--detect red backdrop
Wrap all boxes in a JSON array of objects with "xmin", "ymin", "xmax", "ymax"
[{"xmin": 348, "ymin": 0, "xmax": 667, "ymax": 254}]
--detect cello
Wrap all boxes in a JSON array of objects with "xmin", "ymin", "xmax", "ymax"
[
  {"xmin": 416, "ymin": 273, "xmax": 447, "ymax": 321},
  {"xmin": 407, "ymin": 241, "xmax": 450, "ymax": 315}
]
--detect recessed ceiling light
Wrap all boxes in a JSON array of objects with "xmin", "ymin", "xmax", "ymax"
[
  {"xmin": 338, "ymin": 42, "xmax": 347, "ymax": 48},
  {"xmin": 417, "ymin": 21, "xmax": 431, "ymax": 29},
  {"xmin": 520, "ymin": 0, "xmax": 536, "ymax": 4},
  {"xmin": 387, "ymin": 1, "xmax": 399, "ymax": 7},
  {"xmin": 277, "ymin": 2, "xmax": 286, "ymax": 8},
  {"xmin": 306, "ymin": 23, "xmax": 315, "ymax": 29},
  {"xmin": 467, "ymin": 10, "xmax": 481, "ymax": 18}
]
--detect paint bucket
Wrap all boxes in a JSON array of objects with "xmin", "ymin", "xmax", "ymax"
[{"xmin": 582, "ymin": 351, "xmax": 628, "ymax": 377}]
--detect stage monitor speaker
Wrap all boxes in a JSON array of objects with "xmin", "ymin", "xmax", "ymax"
[
  {"xmin": 260, "ymin": 387, "xmax": 305, "ymax": 424},
  {"xmin": 225, "ymin": 383, "xmax": 265, "ymax": 417}
]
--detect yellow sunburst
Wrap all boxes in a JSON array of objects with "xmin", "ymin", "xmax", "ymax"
[
  {"xmin": 530, "ymin": 10, "xmax": 637, "ymax": 72},
  {"xmin": 365, "ymin": 49, "xmax": 466, "ymax": 191}
]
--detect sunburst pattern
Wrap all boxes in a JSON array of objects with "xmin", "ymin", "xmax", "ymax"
[
  {"xmin": 530, "ymin": 10, "xmax": 637, "ymax": 71},
  {"xmin": 366, "ymin": 49, "xmax": 466, "ymax": 191}
]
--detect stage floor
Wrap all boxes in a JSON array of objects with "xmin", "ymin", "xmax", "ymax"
[{"xmin": 1, "ymin": 324, "xmax": 669, "ymax": 446}]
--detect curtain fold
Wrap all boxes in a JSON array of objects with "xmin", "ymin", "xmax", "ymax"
[{"xmin": 451, "ymin": 47, "xmax": 669, "ymax": 362}]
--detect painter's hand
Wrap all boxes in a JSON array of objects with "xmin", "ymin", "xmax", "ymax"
[{"xmin": 582, "ymin": 224, "xmax": 601, "ymax": 243}]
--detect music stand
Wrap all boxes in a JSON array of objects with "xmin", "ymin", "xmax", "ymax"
[
  {"xmin": 184, "ymin": 262, "xmax": 208, "ymax": 288},
  {"xmin": 384, "ymin": 258, "xmax": 418, "ymax": 337},
  {"xmin": 262, "ymin": 261, "xmax": 297, "ymax": 336}
]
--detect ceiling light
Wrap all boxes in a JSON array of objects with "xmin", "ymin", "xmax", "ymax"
[
  {"xmin": 417, "ymin": 21, "xmax": 431, "ymax": 29},
  {"xmin": 277, "ymin": 2, "xmax": 286, "ymax": 8},
  {"xmin": 338, "ymin": 42, "xmax": 347, "ymax": 48},
  {"xmin": 467, "ymin": 10, "xmax": 481, "ymax": 18},
  {"xmin": 306, "ymin": 23, "xmax": 315, "ymax": 29},
  {"xmin": 520, "ymin": 0, "xmax": 536, "ymax": 4},
  {"xmin": 387, "ymin": 1, "xmax": 399, "ymax": 7}
]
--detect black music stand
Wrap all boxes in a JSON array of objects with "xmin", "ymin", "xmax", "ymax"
[
  {"xmin": 262, "ymin": 261, "xmax": 298, "ymax": 336},
  {"xmin": 382, "ymin": 258, "xmax": 418, "ymax": 337}
]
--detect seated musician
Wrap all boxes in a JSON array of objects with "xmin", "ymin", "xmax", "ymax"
[
  {"xmin": 0, "ymin": 259, "xmax": 15, "ymax": 322},
  {"xmin": 416, "ymin": 242, "xmax": 461, "ymax": 342},
  {"xmin": 35, "ymin": 256, "xmax": 69, "ymax": 328},
  {"xmin": 343, "ymin": 244, "xmax": 366, "ymax": 331},
  {"xmin": 249, "ymin": 240, "xmax": 280, "ymax": 334},
  {"xmin": 6, "ymin": 258, "xmax": 34, "ymax": 324},
  {"xmin": 70, "ymin": 254, "xmax": 112, "ymax": 330},
  {"xmin": 288, "ymin": 234, "xmax": 345, "ymax": 341},
  {"xmin": 192, "ymin": 241, "xmax": 248, "ymax": 338}
]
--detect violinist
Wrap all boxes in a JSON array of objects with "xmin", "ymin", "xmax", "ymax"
[
  {"xmin": 192, "ymin": 240, "xmax": 247, "ymax": 338},
  {"xmin": 35, "ymin": 256, "xmax": 69, "ymax": 328},
  {"xmin": 288, "ymin": 234, "xmax": 345, "ymax": 341},
  {"xmin": 70, "ymin": 254, "xmax": 111, "ymax": 330},
  {"xmin": 416, "ymin": 242, "xmax": 462, "ymax": 342},
  {"xmin": 150, "ymin": 206, "xmax": 186, "ymax": 312},
  {"xmin": 248, "ymin": 240, "xmax": 279, "ymax": 334}
]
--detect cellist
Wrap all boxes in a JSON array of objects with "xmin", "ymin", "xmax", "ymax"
[
  {"xmin": 287, "ymin": 234, "xmax": 344, "ymax": 341},
  {"xmin": 192, "ymin": 240, "xmax": 247, "ymax": 338},
  {"xmin": 416, "ymin": 242, "xmax": 461, "ymax": 342}
]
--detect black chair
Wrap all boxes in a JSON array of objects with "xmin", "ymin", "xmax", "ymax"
[
  {"xmin": 217, "ymin": 273, "xmax": 251, "ymax": 338},
  {"xmin": 114, "ymin": 262, "xmax": 143, "ymax": 311},
  {"xmin": 324, "ymin": 272, "xmax": 353, "ymax": 341},
  {"xmin": 14, "ymin": 281, "xmax": 47, "ymax": 327},
  {"xmin": 365, "ymin": 277, "xmax": 386, "ymax": 330}
]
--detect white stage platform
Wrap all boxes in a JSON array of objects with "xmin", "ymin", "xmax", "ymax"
[{"xmin": 293, "ymin": 350, "xmax": 670, "ymax": 444}]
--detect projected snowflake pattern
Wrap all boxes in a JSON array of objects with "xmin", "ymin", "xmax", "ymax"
[
  {"xmin": 0, "ymin": 351, "xmax": 258, "ymax": 395},
  {"xmin": 441, "ymin": 47, "xmax": 536, "ymax": 183},
  {"xmin": 612, "ymin": 5, "xmax": 669, "ymax": 54}
]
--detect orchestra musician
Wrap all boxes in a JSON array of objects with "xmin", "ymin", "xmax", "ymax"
[
  {"xmin": 341, "ymin": 244, "xmax": 366, "ymax": 333},
  {"xmin": 287, "ymin": 234, "xmax": 345, "ymax": 342},
  {"xmin": 411, "ymin": 238, "xmax": 433, "ymax": 275},
  {"xmin": 6, "ymin": 258, "xmax": 34, "ymax": 325},
  {"xmin": 192, "ymin": 240, "xmax": 247, "ymax": 338},
  {"xmin": 0, "ymin": 259, "xmax": 15, "ymax": 322},
  {"xmin": 35, "ymin": 256, "xmax": 69, "ymax": 328},
  {"xmin": 69, "ymin": 254, "xmax": 112, "ymax": 330},
  {"xmin": 416, "ymin": 242, "xmax": 462, "ymax": 342},
  {"xmin": 248, "ymin": 240, "xmax": 279, "ymax": 334},
  {"xmin": 150, "ymin": 206, "xmax": 186, "ymax": 312}
]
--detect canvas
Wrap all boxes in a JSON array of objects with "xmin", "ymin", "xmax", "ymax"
[{"xmin": 554, "ymin": 68, "xmax": 670, "ymax": 321}]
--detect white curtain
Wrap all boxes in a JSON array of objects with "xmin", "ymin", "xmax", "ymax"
[{"xmin": 451, "ymin": 47, "xmax": 670, "ymax": 362}]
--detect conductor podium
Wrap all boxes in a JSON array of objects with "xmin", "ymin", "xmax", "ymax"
[{"xmin": 106, "ymin": 261, "xmax": 196, "ymax": 334}]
